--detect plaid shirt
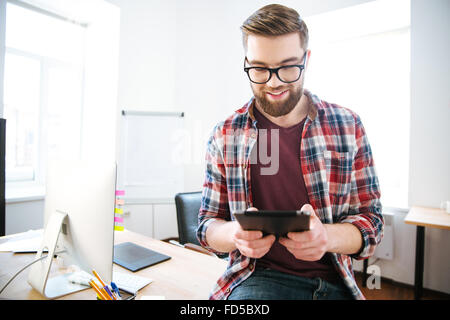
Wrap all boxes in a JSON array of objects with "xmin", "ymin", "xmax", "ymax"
[{"xmin": 197, "ymin": 90, "xmax": 383, "ymax": 300}]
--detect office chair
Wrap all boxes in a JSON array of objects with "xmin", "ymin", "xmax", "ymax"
[{"xmin": 174, "ymin": 191, "xmax": 216, "ymax": 257}]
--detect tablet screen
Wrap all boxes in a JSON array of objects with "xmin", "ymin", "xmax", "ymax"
[{"xmin": 233, "ymin": 210, "xmax": 310, "ymax": 236}]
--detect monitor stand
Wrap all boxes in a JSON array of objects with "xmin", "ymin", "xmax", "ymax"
[{"xmin": 27, "ymin": 210, "xmax": 87, "ymax": 299}]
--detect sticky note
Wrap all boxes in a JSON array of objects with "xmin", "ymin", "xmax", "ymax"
[
  {"xmin": 115, "ymin": 208, "xmax": 123, "ymax": 214},
  {"xmin": 115, "ymin": 190, "xmax": 125, "ymax": 196},
  {"xmin": 115, "ymin": 199, "xmax": 125, "ymax": 205},
  {"xmin": 114, "ymin": 217, "xmax": 123, "ymax": 223},
  {"xmin": 114, "ymin": 226, "xmax": 124, "ymax": 231}
]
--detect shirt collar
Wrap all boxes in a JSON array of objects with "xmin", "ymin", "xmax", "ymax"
[{"xmin": 304, "ymin": 89, "xmax": 319, "ymax": 121}]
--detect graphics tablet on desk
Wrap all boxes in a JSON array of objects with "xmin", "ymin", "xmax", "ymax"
[
  {"xmin": 233, "ymin": 210, "xmax": 311, "ymax": 237},
  {"xmin": 113, "ymin": 242, "xmax": 171, "ymax": 272}
]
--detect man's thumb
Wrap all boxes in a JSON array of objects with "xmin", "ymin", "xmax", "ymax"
[{"xmin": 300, "ymin": 203, "xmax": 317, "ymax": 217}]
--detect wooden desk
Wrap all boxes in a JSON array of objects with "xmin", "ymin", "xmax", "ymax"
[
  {"xmin": 404, "ymin": 206, "xmax": 450, "ymax": 300},
  {"xmin": 0, "ymin": 230, "xmax": 227, "ymax": 300}
]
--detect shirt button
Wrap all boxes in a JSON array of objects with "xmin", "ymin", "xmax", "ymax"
[
  {"xmin": 226, "ymin": 288, "xmax": 230, "ymax": 293},
  {"xmin": 249, "ymin": 263, "xmax": 254, "ymax": 271},
  {"xmin": 250, "ymin": 132, "xmax": 257, "ymax": 139}
]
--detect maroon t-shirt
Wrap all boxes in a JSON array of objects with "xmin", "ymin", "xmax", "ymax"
[{"xmin": 250, "ymin": 106, "xmax": 339, "ymax": 284}]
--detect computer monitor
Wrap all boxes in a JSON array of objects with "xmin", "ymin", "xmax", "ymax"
[{"xmin": 28, "ymin": 160, "xmax": 117, "ymax": 299}]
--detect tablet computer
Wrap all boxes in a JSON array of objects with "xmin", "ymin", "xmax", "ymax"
[
  {"xmin": 113, "ymin": 242, "xmax": 171, "ymax": 272},
  {"xmin": 233, "ymin": 210, "xmax": 310, "ymax": 236}
]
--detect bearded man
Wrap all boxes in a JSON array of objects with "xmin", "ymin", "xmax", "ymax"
[{"xmin": 197, "ymin": 4, "xmax": 384, "ymax": 300}]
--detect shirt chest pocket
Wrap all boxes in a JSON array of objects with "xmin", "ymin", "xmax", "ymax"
[{"xmin": 323, "ymin": 150, "xmax": 354, "ymax": 197}]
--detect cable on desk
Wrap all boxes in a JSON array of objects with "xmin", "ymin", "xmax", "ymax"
[{"xmin": 0, "ymin": 250, "xmax": 66, "ymax": 295}]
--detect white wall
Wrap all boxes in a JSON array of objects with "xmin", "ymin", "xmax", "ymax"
[
  {"xmin": 409, "ymin": 0, "xmax": 450, "ymax": 208},
  {"xmin": 408, "ymin": 0, "xmax": 450, "ymax": 294},
  {"xmin": 108, "ymin": 0, "xmax": 177, "ymax": 112},
  {"xmin": 5, "ymin": 199, "xmax": 44, "ymax": 234}
]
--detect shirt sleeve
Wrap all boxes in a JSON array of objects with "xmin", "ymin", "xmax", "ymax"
[
  {"xmin": 196, "ymin": 125, "xmax": 231, "ymax": 255},
  {"xmin": 338, "ymin": 115, "xmax": 384, "ymax": 260}
]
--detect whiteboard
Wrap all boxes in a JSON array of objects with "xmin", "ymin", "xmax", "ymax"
[{"xmin": 118, "ymin": 110, "xmax": 185, "ymax": 202}]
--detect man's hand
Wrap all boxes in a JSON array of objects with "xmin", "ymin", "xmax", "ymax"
[
  {"xmin": 278, "ymin": 204, "xmax": 329, "ymax": 261},
  {"xmin": 231, "ymin": 207, "xmax": 276, "ymax": 258}
]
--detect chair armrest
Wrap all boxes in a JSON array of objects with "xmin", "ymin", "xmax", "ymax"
[{"xmin": 184, "ymin": 243, "xmax": 217, "ymax": 257}]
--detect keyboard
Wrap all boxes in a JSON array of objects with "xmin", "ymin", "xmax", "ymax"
[
  {"xmin": 67, "ymin": 270, "xmax": 153, "ymax": 294},
  {"xmin": 113, "ymin": 271, "xmax": 153, "ymax": 294}
]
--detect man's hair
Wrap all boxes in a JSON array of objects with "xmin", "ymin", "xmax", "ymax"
[{"xmin": 241, "ymin": 4, "xmax": 309, "ymax": 51}]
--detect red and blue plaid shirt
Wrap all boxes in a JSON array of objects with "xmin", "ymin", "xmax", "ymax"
[{"xmin": 197, "ymin": 90, "xmax": 383, "ymax": 300}]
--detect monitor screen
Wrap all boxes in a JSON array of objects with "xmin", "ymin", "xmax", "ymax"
[{"xmin": 28, "ymin": 159, "xmax": 117, "ymax": 298}]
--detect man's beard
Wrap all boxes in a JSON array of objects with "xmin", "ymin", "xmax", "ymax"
[{"xmin": 252, "ymin": 84, "xmax": 304, "ymax": 118}]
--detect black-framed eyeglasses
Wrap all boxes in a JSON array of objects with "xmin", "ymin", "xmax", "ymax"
[{"xmin": 244, "ymin": 51, "xmax": 307, "ymax": 84}]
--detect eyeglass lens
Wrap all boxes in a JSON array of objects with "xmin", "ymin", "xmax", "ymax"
[{"xmin": 248, "ymin": 66, "xmax": 301, "ymax": 83}]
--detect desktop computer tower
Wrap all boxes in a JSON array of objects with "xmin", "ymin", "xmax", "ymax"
[{"xmin": 0, "ymin": 118, "xmax": 5, "ymax": 236}]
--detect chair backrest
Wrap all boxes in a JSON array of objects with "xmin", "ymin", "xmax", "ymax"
[{"xmin": 174, "ymin": 191, "xmax": 202, "ymax": 245}]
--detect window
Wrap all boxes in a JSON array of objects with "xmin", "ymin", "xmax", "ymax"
[
  {"xmin": 303, "ymin": 0, "xmax": 410, "ymax": 209},
  {"xmin": 4, "ymin": 2, "xmax": 85, "ymax": 185}
]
